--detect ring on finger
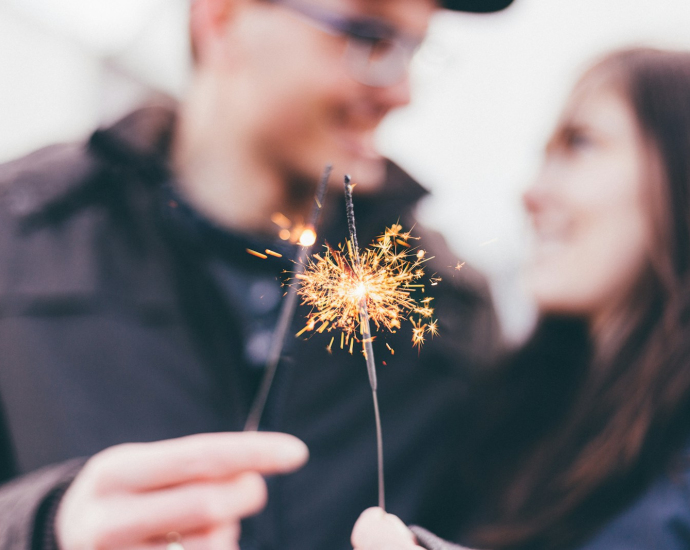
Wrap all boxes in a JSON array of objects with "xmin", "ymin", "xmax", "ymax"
[{"xmin": 166, "ymin": 532, "xmax": 185, "ymax": 550}]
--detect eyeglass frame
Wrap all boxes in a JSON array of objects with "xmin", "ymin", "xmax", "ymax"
[{"xmin": 265, "ymin": 0, "xmax": 424, "ymax": 87}]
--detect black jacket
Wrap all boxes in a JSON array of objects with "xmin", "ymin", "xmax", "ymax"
[
  {"xmin": 0, "ymin": 104, "xmax": 499, "ymax": 550},
  {"xmin": 410, "ymin": 465, "xmax": 690, "ymax": 550}
]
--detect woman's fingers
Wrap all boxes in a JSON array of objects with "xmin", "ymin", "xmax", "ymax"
[
  {"xmin": 93, "ymin": 432, "xmax": 309, "ymax": 492},
  {"xmin": 351, "ymin": 507, "xmax": 420, "ymax": 550}
]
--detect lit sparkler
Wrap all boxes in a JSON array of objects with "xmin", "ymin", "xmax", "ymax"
[
  {"xmin": 244, "ymin": 164, "xmax": 332, "ymax": 432},
  {"xmin": 294, "ymin": 175, "xmax": 438, "ymax": 511}
]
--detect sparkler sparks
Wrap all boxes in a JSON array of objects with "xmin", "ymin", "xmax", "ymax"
[
  {"xmin": 450, "ymin": 261, "xmax": 466, "ymax": 276},
  {"xmin": 295, "ymin": 225, "xmax": 438, "ymax": 348},
  {"xmin": 411, "ymin": 318, "xmax": 426, "ymax": 349},
  {"xmin": 294, "ymin": 175, "xmax": 442, "ymax": 512}
]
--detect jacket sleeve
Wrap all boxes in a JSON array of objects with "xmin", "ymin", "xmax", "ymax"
[
  {"xmin": 573, "ymin": 471, "xmax": 690, "ymax": 550},
  {"xmin": 0, "ymin": 459, "xmax": 85, "ymax": 550},
  {"xmin": 410, "ymin": 526, "xmax": 477, "ymax": 550},
  {"xmin": 410, "ymin": 471, "xmax": 690, "ymax": 550}
]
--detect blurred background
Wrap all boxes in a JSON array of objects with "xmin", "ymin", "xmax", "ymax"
[{"xmin": 2, "ymin": 0, "xmax": 690, "ymax": 340}]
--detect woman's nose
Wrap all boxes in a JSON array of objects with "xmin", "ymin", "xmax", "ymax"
[{"xmin": 523, "ymin": 181, "xmax": 547, "ymax": 215}]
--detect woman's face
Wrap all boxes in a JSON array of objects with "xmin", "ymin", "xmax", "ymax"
[{"xmin": 524, "ymin": 82, "xmax": 653, "ymax": 321}]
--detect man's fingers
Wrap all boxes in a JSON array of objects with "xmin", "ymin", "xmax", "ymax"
[
  {"xmin": 92, "ymin": 473, "xmax": 265, "ymax": 547},
  {"xmin": 203, "ymin": 522, "xmax": 241, "ymax": 550},
  {"xmin": 57, "ymin": 433, "xmax": 307, "ymax": 550},
  {"xmin": 352, "ymin": 507, "xmax": 418, "ymax": 549},
  {"xmin": 92, "ymin": 432, "xmax": 308, "ymax": 492},
  {"xmin": 131, "ymin": 523, "xmax": 241, "ymax": 550}
]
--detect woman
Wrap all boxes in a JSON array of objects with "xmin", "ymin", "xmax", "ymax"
[{"xmin": 352, "ymin": 47, "xmax": 690, "ymax": 550}]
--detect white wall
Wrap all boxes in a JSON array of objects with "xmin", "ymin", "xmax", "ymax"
[
  {"xmin": 0, "ymin": 0, "xmax": 189, "ymax": 161},
  {"xmin": 3, "ymin": 0, "xmax": 690, "ymax": 339}
]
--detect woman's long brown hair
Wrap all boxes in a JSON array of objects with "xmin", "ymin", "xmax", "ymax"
[{"xmin": 464, "ymin": 49, "xmax": 690, "ymax": 550}]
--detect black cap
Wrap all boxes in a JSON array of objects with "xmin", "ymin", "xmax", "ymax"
[{"xmin": 443, "ymin": 0, "xmax": 513, "ymax": 13}]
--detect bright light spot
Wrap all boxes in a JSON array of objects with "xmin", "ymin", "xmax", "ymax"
[
  {"xmin": 299, "ymin": 228, "xmax": 317, "ymax": 247},
  {"xmin": 353, "ymin": 283, "xmax": 367, "ymax": 300},
  {"xmin": 271, "ymin": 212, "xmax": 291, "ymax": 229}
]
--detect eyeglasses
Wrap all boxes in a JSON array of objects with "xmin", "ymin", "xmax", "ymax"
[{"xmin": 267, "ymin": 0, "xmax": 423, "ymax": 87}]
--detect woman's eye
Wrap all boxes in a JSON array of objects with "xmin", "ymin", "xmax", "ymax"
[{"xmin": 565, "ymin": 129, "xmax": 593, "ymax": 151}]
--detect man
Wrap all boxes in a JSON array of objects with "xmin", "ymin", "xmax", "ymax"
[{"xmin": 0, "ymin": 0, "xmax": 511, "ymax": 548}]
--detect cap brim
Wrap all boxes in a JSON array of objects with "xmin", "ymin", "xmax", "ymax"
[{"xmin": 442, "ymin": 0, "xmax": 514, "ymax": 13}]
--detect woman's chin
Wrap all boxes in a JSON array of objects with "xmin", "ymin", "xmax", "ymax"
[{"xmin": 529, "ymin": 277, "xmax": 591, "ymax": 317}]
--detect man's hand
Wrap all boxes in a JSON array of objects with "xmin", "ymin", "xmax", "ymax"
[
  {"xmin": 351, "ymin": 507, "xmax": 424, "ymax": 550},
  {"xmin": 55, "ymin": 432, "xmax": 309, "ymax": 550}
]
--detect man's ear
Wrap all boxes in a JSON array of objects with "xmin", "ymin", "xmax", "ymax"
[{"xmin": 189, "ymin": 0, "xmax": 240, "ymax": 64}]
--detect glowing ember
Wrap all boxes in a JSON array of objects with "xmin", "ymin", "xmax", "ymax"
[
  {"xmin": 295, "ymin": 225, "xmax": 438, "ymax": 349},
  {"xmin": 299, "ymin": 228, "xmax": 317, "ymax": 247},
  {"xmin": 411, "ymin": 318, "xmax": 426, "ymax": 349},
  {"xmin": 246, "ymin": 249, "xmax": 268, "ymax": 259}
]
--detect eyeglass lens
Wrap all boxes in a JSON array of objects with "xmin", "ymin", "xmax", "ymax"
[{"xmin": 343, "ymin": 38, "xmax": 414, "ymax": 87}]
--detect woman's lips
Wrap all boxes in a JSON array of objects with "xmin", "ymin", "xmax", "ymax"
[{"xmin": 531, "ymin": 215, "xmax": 572, "ymax": 258}]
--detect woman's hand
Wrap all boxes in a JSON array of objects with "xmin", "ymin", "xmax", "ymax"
[
  {"xmin": 55, "ymin": 432, "xmax": 309, "ymax": 550},
  {"xmin": 352, "ymin": 507, "xmax": 425, "ymax": 550}
]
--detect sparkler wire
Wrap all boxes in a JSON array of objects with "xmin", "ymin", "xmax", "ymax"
[
  {"xmin": 344, "ymin": 174, "xmax": 385, "ymax": 511},
  {"xmin": 244, "ymin": 164, "xmax": 332, "ymax": 432},
  {"xmin": 343, "ymin": 175, "xmax": 360, "ymax": 258}
]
